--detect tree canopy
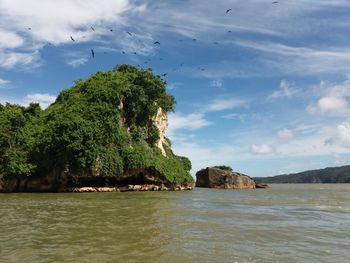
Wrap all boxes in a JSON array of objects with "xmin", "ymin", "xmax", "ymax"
[{"xmin": 0, "ymin": 65, "xmax": 193, "ymax": 184}]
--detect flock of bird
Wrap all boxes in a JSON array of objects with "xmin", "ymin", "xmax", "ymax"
[{"xmin": 27, "ymin": 3, "xmax": 281, "ymax": 77}]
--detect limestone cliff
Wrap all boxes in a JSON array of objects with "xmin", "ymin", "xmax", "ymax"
[{"xmin": 152, "ymin": 108, "xmax": 168, "ymax": 156}]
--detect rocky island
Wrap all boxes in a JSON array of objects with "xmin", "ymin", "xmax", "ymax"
[
  {"xmin": 196, "ymin": 166, "xmax": 267, "ymax": 189},
  {"xmin": 0, "ymin": 65, "xmax": 194, "ymax": 192}
]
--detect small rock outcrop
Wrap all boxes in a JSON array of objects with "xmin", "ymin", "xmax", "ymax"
[
  {"xmin": 196, "ymin": 167, "xmax": 256, "ymax": 189},
  {"xmin": 255, "ymin": 183, "xmax": 269, "ymax": 189}
]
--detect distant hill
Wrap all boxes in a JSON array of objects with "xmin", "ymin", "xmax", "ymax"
[{"xmin": 254, "ymin": 165, "xmax": 350, "ymax": 183}]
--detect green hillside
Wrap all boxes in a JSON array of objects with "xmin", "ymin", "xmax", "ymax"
[{"xmin": 254, "ymin": 165, "xmax": 350, "ymax": 183}]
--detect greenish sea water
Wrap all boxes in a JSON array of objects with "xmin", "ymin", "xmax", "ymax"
[{"xmin": 1, "ymin": 184, "xmax": 349, "ymax": 263}]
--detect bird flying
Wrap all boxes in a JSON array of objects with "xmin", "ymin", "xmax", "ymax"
[
  {"xmin": 91, "ymin": 49, "xmax": 95, "ymax": 58},
  {"xmin": 272, "ymin": 1, "xmax": 279, "ymax": 3},
  {"xmin": 154, "ymin": 41, "xmax": 160, "ymax": 45},
  {"xmin": 70, "ymin": 36, "xmax": 75, "ymax": 42},
  {"xmin": 126, "ymin": 31, "xmax": 132, "ymax": 36},
  {"xmin": 90, "ymin": 26, "xmax": 95, "ymax": 31},
  {"xmin": 226, "ymin": 9, "xmax": 232, "ymax": 14}
]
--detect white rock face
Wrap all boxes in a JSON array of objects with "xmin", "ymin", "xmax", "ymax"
[{"xmin": 152, "ymin": 107, "xmax": 168, "ymax": 156}]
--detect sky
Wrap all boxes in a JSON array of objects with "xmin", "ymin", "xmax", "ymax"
[{"xmin": 1, "ymin": 0, "xmax": 350, "ymax": 177}]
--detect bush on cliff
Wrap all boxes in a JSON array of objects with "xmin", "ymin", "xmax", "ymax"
[{"xmin": 0, "ymin": 65, "xmax": 193, "ymax": 184}]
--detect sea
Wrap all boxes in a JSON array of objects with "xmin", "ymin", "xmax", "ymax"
[{"xmin": 1, "ymin": 184, "xmax": 349, "ymax": 263}]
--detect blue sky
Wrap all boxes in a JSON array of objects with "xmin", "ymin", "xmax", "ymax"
[{"xmin": 1, "ymin": 0, "xmax": 350, "ymax": 177}]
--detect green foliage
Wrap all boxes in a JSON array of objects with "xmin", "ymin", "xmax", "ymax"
[
  {"xmin": 96, "ymin": 147, "xmax": 124, "ymax": 177},
  {"xmin": 0, "ymin": 65, "xmax": 192, "ymax": 183},
  {"xmin": 147, "ymin": 124, "xmax": 160, "ymax": 145},
  {"xmin": 0, "ymin": 103, "xmax": 41, "ymax": 177},
  {"xmin": 213, "ymin": 165, "xmax": 233, "ymax": 172}
]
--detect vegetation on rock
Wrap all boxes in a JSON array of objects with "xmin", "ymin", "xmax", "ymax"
[
  {"xmin": 0, "ymin": 65, "xmax": 193, "ymax": 185},
  {"xmin": 213, "ymin": 165, "xmax": 233, "ymax": 172}
]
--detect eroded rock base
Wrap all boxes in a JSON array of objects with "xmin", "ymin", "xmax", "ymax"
[{"xmin": 70, "ymin": 184, "xmax": 193, "ymax": 193}]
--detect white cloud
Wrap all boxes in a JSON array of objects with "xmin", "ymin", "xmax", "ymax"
[
  {"xmin": 251, "ymin": 144, "xmax": 273, "ymax": 155},
  {"xmin": 307, "ymin": 96, "xmax": 348, "ymax": 115},
  {"xmin": 326, "ymin": 122, "xmax": 350, "ymax": 148},
  {"xmin": 25, "ymin": 93, "xmax": 56, "ymax": 108},
  {"xmin": 210, "ymin": 80, "xmax": 222, "ymax": 88},
  {"xmin": 206, "ymin": 98, "xmax": 246, "ymax": 112},
  {"xmin": 167, "ymin": 112, "xmax": 211, "ymax": 137},
  {"xmin": 0, "ymin": 30, "xmax": 24, "ymax": 49},
  {"xmin": 66, "ymin": 57, "xmax": 88, "ymax": 67},
  {"xmin": 278, "ymin": 128, "xmax": 294, "ymax": 141},
  {"xmin": 0, "ymin": 0, "xmax": 134, "ymax": 69},
  {"xmin": 269, "ymin": 80, "xmax": 299, "ymax": 99},
  {"xmin": 222, "ymin": 113, "xmax": 246, "ymax": 122},
  {"xmin": 0, "ymin": 78, "xmax": 10, "ymax": 88},
  {"xmin": 307, "ymin": 78, "xmax": 350, "ymax": 116},
  {"xmin": 334, "ymin": 153, "xmax": 346, "ymax": 165},
  {"xmin": 117, "ymin": 32, "xmax": 155, "ymax": 56},
  {"xmin": 235, "ymin": 41, "xmax": 350, "ymax": 75},
  {"xmin": 0, "ymin": 0, "xmax": 131, "ymax": 44},
  {"xmin": 0, "ymin": 51, "xmax": 41, "ymax": 70}
]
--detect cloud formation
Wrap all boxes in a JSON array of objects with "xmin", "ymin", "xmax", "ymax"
[
  {"xmin": 278, "ymin": 128, "xmax": 294, "ymax": 141},
  {"xmin": 206, "ymin": 98, "xmax": 247, "ymax": 112},
  {"xmin": 307, "ymin": 78, "xmax": 350, "ymax": 116},
  {"xmin": 0, "ymin": 78, "xmax": 10, "ymax": 87},
  {"xmin": 250, "ymin": 144, "xmax": 273, "ymax": 155},
  {"xmin": 210, "ymin": 80, "xmax": 222, "ymax": 88},
  {"xmin": 269, "ymin": 80, "xmax": 299, "ymax": 99},
  {"xmin": 167, "ymin": 112, "xmax": 211, "ymax": 137},
  {"xmin": 326, "ymin": 122, "xmax": 350, "ymax": 148}
]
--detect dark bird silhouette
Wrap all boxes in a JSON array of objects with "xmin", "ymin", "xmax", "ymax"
[
  {"xmin": 154, "ymin": 41, "xmax": 160, "ymax": 45},
  {"xmin": 226, "ymin": 9, "xmax": 232, "ymax": 14},
  {"xmin": 126, "ymin": 31, "xmax": 132, "ymax": 36},
  {"xmin": 133, "ymin": 52, "xmax": 137, "ymax": 55},
  {"xmin": 27, "ymin": 27, "xmax": 31, "ymax": 30},
  {"xmin": 228, "ymin": 30, "xmax": 232, "ymax": 33},
  {"xmin": 161, "ymin": 73, "xmax": 167, "ymax": 77},
  {"xmin": 122, "ymin": 51, "xmax": 126, "ymax": 54},
  {"xmin": 192, "ymin": 38, "xmax": 197, "ymax": 41},
  {"xmin": 272, "ymin": 1, "xmax": 279, "ymax": 3},
  {"xmin": 110, "ymin": 29, "xmax": 113, "ymax": 32},
  {"xmin": 90, "ymin": 26, "xmax": 95, "ymax": 31},
  {"xmin": 70, "ymin": 36, "xmax": 75, "ymax": 42},
  {"xmin": 91, "ymin": 49, "xmax": 95, "ymax": 58}
]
